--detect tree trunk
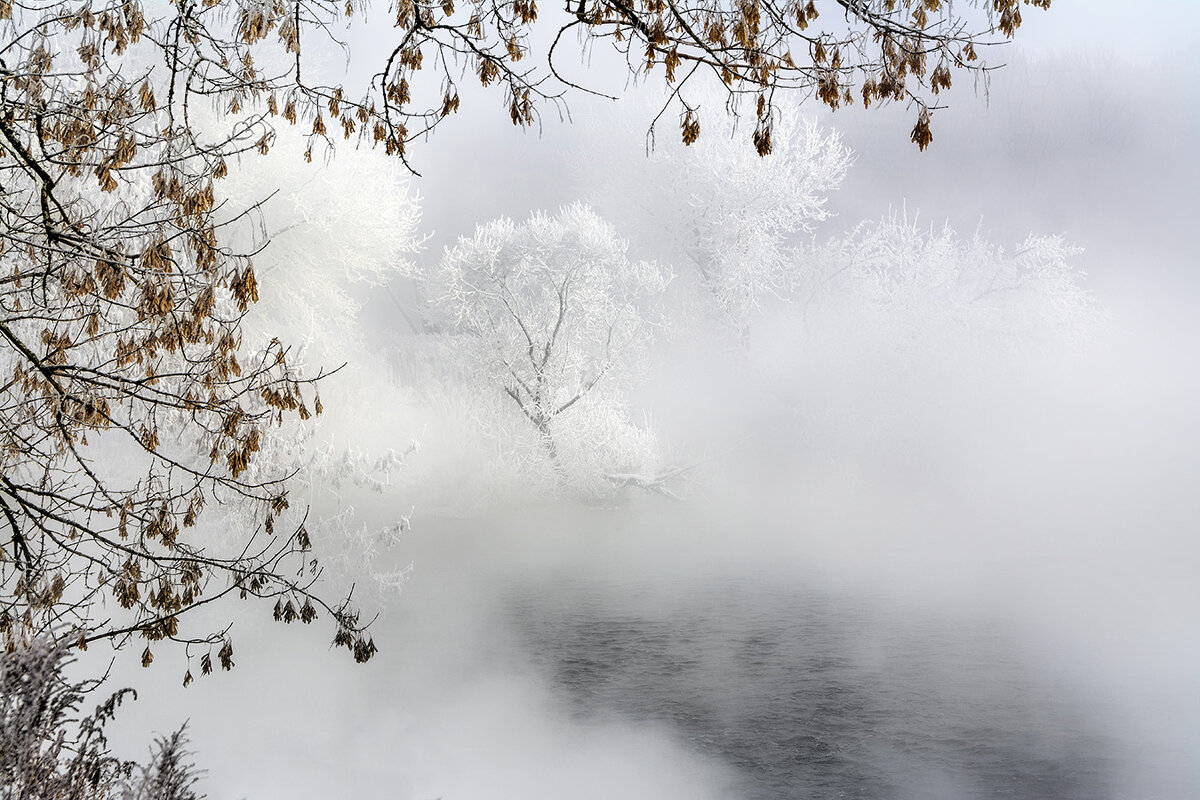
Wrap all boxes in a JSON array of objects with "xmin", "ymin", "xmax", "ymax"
[{"xmin": 534, "ymin": 416, "xmax": 558, "ymax": 463}]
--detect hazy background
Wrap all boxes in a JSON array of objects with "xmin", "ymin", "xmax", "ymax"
[{"xmin": 99, "ymin": 3, "xmax": 1199, "ymax": 799}]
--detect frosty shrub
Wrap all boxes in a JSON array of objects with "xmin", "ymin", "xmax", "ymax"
[{"xmin": 0, "ymin": 639, "xmax": 204, "ymax": 800}]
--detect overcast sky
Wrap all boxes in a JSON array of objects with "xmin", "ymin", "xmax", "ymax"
[{"xmin": 1013, "ymin": 0, "xmax": 1199, "ymax": 55}]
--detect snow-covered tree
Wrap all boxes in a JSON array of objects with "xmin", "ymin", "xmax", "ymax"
[
  {"xmin": 209, "ymin": 127, "xmax": 425, "ymax": 605},
  {"xmin": 588, "ymin": 96, "xmax": 852, "ymax": 333},
  {"xmin": 423, "ymin": 204, "xmax": 669, "ymax": 489},
  {"xmin": 799, "ymin": 210, "xmax": 1100, "ymax": 348},
  {"xmin": 215, "ymin": 129, "xmax": 425, "ymax": 356}
]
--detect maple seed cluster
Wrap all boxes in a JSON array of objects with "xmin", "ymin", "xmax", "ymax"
[{"xmin": 0, "ymin": 0, "xmax": 379, "ymax": 678}]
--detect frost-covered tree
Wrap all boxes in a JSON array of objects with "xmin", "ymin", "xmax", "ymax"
[
  {"xmin": 215, "ymin": 128, "xmax": 425, "ymax": 354},
  {"xmin": 424, "ymin": 204, "xmax": 668, "ymax": 487},
  {"xmin": 800, "ymin": 211, "xmax": 1100, "ymax": 346},
  {"xmin": 589, "ymin": 96, "xmax": 852, "ymax": 334},
  {"xmin": 210, "ymin": 128, "xmax": 424, "ymax": 604}
]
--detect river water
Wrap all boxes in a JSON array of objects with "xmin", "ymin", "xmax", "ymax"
[
  {"xmin": 510, "ymin": 573, "xmax": 1115, "ymax": 800},
  {"xmin": 321, "ymin": 493, "xmax": 1190, "ymax": 800},
  {"xmin": 105, "ymin": 494, "xmax": 1196, "ymax": 800}
]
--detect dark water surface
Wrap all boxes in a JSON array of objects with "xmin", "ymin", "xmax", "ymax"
[
  {"xmin": 509, "ymin": 576, "xmax": 1116, "ymax": 800},
  {"xmin": 110, "ymin": 502, "xmax": 1189, "ymax": 800}
]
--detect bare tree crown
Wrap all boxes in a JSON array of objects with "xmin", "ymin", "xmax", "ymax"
[
  {"xmin": 1, "ymin": 0, "xmax": 1049, "ymax": 674},
  {"xmin": 0, "ymin": 0, "xmax": 385, "ymax": 676}
]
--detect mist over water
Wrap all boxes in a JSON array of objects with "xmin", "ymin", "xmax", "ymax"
[
  {"xmin": 515, "ymin": 572, "xmax": 1114, "ymax": 800},
  {"xmin": 94, "ymin": 11, "xmax": 1200, "ymax": 800},
  {"xmin": 108, "ymin": 328, "xmax": 1200, "ymax": 798}
]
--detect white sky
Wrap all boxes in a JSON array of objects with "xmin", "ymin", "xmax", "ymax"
[{"xmin": 1013, "ymin": 0, "xmax": 1200, "ymax": 57}]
